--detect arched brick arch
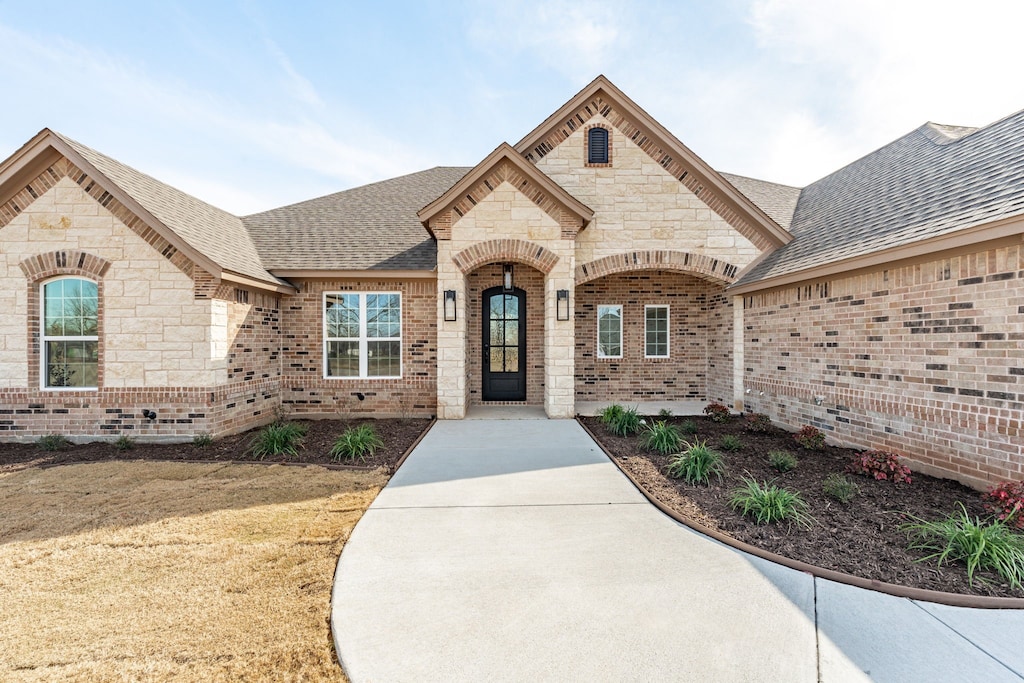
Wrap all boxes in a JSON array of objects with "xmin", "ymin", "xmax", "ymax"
[
  {"xmin": 19, "ymin": 250, "xmax": 112, "ymax": 283},
  {"xmin": 452, "ymin": 239, "xmax": 559, "ymax": 275},
  {"xmin": 575, "ymin": 250, "xmax": 739, "ymax": 285}
]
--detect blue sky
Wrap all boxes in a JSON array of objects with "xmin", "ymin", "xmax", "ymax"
[{"xmin": 2, "ymin": 0, "xmax": 1023, "ymax": 214}]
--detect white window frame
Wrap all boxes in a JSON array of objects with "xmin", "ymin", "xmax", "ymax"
[
  {"xmin": 40, "ymin": 276, "xmax": 99, "ymax": 391},
  {"xmin": 596, "ymin": 304, "xmax": 623, "ymax": 359},
  {"xmin": 644, "ymin": 305, "xmax": 670, "ymax": 359},
  {"xmin": 323, "ymin": 291, "xmax": 402, "ymax": 379}
]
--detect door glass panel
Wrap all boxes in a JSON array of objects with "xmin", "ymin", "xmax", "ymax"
[
  {"xmin": 489, "ymin": 320, "xmax": 504, "ymax": 346},
  {"xmin": 504, "ymin": 295, "xmax": 518, "ymax": 319},
  {"xmin": 504, "ymin": 321, "xmax": 518, "ymax": 345},
  {"xmin": 504, "ymin": 347, "xmax": 519, "ymax": 372},
  {"xmin": 489, "ymin": 297, "xmax": 503, "ymax": 319},
  {"xmin": 489, "ymin": 347, "xmax": 504, "ymax": 372}
]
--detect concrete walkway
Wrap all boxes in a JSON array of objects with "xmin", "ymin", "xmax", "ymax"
[{"xmin": 331, "ymin": 419, "xmax": 1024, "ymax": 682}]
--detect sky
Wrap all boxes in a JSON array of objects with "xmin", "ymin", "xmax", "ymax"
[{"xmin": 2, "ymin": 0, "xmax": 1023, "ymax": 215}]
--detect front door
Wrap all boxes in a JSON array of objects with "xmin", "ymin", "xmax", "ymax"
[{"xmin": 482, "ymin": 286, "xmax": 526, "ymax": 401}]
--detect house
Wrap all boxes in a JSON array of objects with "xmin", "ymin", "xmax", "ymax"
[{"xmin": 1, "ymin": 76, "xmax": 1021, "ymax": 489}]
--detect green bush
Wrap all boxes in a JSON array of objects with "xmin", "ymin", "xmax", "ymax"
[
  {"xmin": 114, "ymin": 434, "xmax": 135, "ymax": 451},
  {"xmin": 599, "ymin": 403, "xmax": 625, "ymax": 426},
  {"xmin": 640, "ymin": 420, "xmax": 682, "ymax": 455},
  {"xmin": 250, "ymin": 421, "xmax": 307, "ymax": 459},
  {"xmin": 768, "ymin": 450, "xmax": 797, "ymax": 473},
  {"xmin": 330, "ymin": 424, "xmax": 384, "ymax": 462},
  {"xmin": 666, "ymin": 440, "xmax": 725, "ymax": 485},
  {"xmin": 37, "ymin": 434, "xmax": 70, "ymax": 451},
  {"xmin": 679, "ymin": 419, "xmax": 698, "ymax": 435},
  {"xmin": 608, "ymin": 407, "xmax": 642, "ymax": 437},
  {"xmin": 192, "ymin": 433, "xmax": 213, "ymax": 448},
  {"xmin": 719, "ymin": 434, "xmax": 743, "ymax": 452},
  {"xmin": 823, "ymin": 474, "xmax": 859, "ymax": 504},
  {"xmin": 657, "ymin": 408, "xmax": 674, "ymax": 418},
  {"xmin": 902, "ymin": 503, "xmax": 1024, "ymax": 589},
  {"xmin": 729, "ymin": 477, "xmax": 813, "ymax": 527}
]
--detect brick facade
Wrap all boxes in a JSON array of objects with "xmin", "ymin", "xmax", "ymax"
[
  {"xmin": 742, "ymin": 242, "xmax": 1024, "ymax": 488},
  {"xmin": 278, "ymin": 278, "xmax": 437, "ymax": 418},
  {"xmin": 574, "ymin": 271, "xmax": 730, "ymax": 402}
]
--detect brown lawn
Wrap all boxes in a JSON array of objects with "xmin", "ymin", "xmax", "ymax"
[{"xmin": 0, "ymin": 461, "xmax": 388, "ymax": 682}]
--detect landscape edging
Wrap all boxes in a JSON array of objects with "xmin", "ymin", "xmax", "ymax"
[{"xmin": 576, "ymin": 417, "xmax": 1024, "ymax": 610}]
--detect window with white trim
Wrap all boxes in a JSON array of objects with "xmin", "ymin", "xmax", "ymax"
[
  {"xmin": 42, "ymin": 277, "xmax": 99, "ymax": 388},
  {"xmin": 645, "ymin": 305, "xmax": 669, "ymax": 358},
  {"xmin": 324, "ymin": 292, "xmax": 401, "ymax": 378},
  {"xmin": 597, "ymin": 304, "xmax": 622, "ymax": 358}
]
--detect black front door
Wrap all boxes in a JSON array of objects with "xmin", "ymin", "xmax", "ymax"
[{"xmin": 482, "ymin": 286, "xmax": 526, "ymax": 401}]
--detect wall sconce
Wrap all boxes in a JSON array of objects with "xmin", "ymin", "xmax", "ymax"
[
  {"xmin": 443, "ymin": 290, "xmax": 457, "ymax": 322},
  {"xmin": 556, "ymin": 289, "xmax": 570, "ymax": 321},
  {"xmin": 503, "ymin": 263, "xmax": 513, "ymax": 291}
]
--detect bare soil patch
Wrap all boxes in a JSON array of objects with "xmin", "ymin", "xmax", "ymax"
[
  {"xmin": 581, "ymin": 415, "xmax": 1023, "ymax": 599},
  {"xmin": 0, "ymin": 417, "xmax": 430, "ymax": 473}
]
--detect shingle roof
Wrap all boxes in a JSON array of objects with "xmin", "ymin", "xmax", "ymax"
[
  {"xmin": 244, "ymin": 167, "xmax": 469, "ymax": 271},
  {"xmin": 53, "ymin": 132, "xmax": 280, "ymax": 286},
  {"xmin": 720, "ymin": 173, "xmax": 801, "ymax": 231},
  {"xmin": 736, "ymin": 109, "xmax": 1024, "ymax": 287}
]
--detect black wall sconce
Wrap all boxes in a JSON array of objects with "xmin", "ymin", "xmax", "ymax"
[
  {"xmin": 443, "ymin": 290, "xmax": 457, "ymax": 321},
  {"xmin": 502, "ymin": 263, "xmax": 513, "ymax": 291},
  {"xmin": 556, "ymin": 289, "xmax": 570, "ymax": 321}
]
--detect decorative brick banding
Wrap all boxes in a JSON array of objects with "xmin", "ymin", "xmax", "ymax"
[
  {"xmin": 452, "ymin": 239, "xmax": 559, "ymax": 275},
  {"xmin": 522, "ymin": 95, "xmax": 774, "ymax": 251},
  {"xmin": 19, "ymin": 250, "xmax": 112, "ymax": 281},
  {"xmin": 576, "ymin": 251, "xmax": 738, "ymax": 285}
]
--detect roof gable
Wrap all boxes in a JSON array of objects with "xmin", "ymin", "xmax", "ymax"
[
  {"xmin": 514, "ymin": 76, "xmax": 792, "ymax": 251},
  {"xmin": 417, "ymin": 143, "xmax": 594, "ymax": 238}
]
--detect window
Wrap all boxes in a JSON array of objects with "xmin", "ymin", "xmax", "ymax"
[
  {"xmin": 597, "ymin": 305, "xmax": 622, "ymax": 358},
  {"xmin": 324, "ymin": 292, "xmax": 401, "ymax": 378},
  {"xmin": 588, "ymin": 127, "xmax": 609, "ymax": 164},
  {"xmin": 42, "ymin": 277, "xmax": 98, "ymax": 389},
  {"xmin": 645, "ymin": 306, "xmax": 669, "ymax": 358}
]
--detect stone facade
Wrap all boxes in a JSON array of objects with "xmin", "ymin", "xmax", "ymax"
[{"xmin": 741, "ymin": 242, "xmax": 1024, "ymax": 488}]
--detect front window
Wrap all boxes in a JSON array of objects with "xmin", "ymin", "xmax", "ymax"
[
  {"xmin": 597, "ymin": 305, "xmax": 622, "ymax": 358},
  {"xmin": 645, "ymin": 305, "xmax": 669, "ymax": 358},
  {"xmin": 324, "ymin": 292, "xmax": 401, "ymax": 378},
  {"xmin": 42, "ymin": 277, "xmax": 99, "ymax": 388}
]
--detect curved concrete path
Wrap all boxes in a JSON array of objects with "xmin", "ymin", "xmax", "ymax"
[{"xmin": 332, "ymin": 419, "xmax": 1024, "ymax": 682}]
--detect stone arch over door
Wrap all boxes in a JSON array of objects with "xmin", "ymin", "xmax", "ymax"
[
  {"xmin": 575, "ymin": 250, "xmax": 738, "ymax": 286},
  {"xmin": 452, "ymin": 239, "xmax": 559, "ymax": 275}
]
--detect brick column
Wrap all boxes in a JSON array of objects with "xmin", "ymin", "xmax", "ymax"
[{"xmin": 732, "ymin": 294, "xmax": 745, "ymax": 412}]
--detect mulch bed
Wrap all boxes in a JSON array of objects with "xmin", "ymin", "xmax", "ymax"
[
  {"xmin": 0, "ymin": 418, "xmax": 432, "ymax": 474},
  {"xmin": 581, "ymin": 414, "xmax": 1022, "ymax": 599}
]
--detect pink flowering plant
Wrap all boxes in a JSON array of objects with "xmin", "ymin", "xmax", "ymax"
[
  {"xmin": 982, "ymin": 481, "xmax": 1024, "ymax": 530},
  {"xmin": 793, "ymin": 425, "xmax": 825, "ymax": 450},
  {"xmin": 848, "ymin": 449, "xmax": 912, "ymax": 484}
]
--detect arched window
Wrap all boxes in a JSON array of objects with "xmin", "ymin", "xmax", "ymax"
[
  {"xmin": 587, "ymin": 127, "xmax": 609, "ymax": 164},
  {"xmin": 41, "ymin": 277, "xmax": 99, "ymax": 388}
]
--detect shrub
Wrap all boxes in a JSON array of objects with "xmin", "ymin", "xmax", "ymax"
[
  {"xmin": 744, "ymin": 412, "xmax": 773, "ymax": 433},
  {"xmin": 982, "ymin": 481, "xmax": 1024, "ymax": 530},
  {"xmin": 679, "ymin": 419, "xmax": 698, "ymax": 435},
  {"xmin": 666, "ymin": 440, "xmax": 725, "ymax": 485},
  {"xmin": 250, "ymin": 421, "xmax": 307, "ymax": 459},
  {"xmin": 639, "ymin": 420, "xmax": 682, "ymax": 455},
  {"xmin": 848, "ymin": 449, "xmax": 912, "ymax": 484},
  {"xmin": 37, "ymin": 434, "xmax": 69, "ymax": 451},
  {"xmin": 902, "ymin": 503, "xmax": 1024, "ymax": 588},
  {"xmin": 768, "ymin": 450, "xmax": 798, "ymax": 473},
  {"xmin": 823, "ymin": 474, "xmax": 860, "ymax": 504},
  {"xmin": 729, "ymin": 477, "xmax": 813, "ymax": 527},
  {"xmin": 719, "ymin": 434, "xmax": 743, "ymax": 452},
  {"xmin": 330, "ymin": 424, "xmax": 384, "ymax": 462},
  {"xmin": 114, "ymin": 434, "xmax": 135, "ymax": 451},
  {"xmin": 657, "ymin": 408, "xmax": 674, "ymax": 418},
  {"xmin": 192, "ymin": 433, "xmax": 213, "ymax": 448},
  {"xmin": 703, "ymin": 402, "xmax": 730, "ymax": 423},
  {"xmin": 608, "ymin": 406, "xmax": 642, "ymax": 437},
  {"xmin": 793, "ymin": 425, "xmax": 825, "ymax": 450},
  {"xmin": 599, "ymin": 404, "xmax": 624, "ymax": 426}
]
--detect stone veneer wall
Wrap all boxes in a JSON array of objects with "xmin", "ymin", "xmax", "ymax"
[
  {"xmin": 279, "ymin": 278, "xmax": 437, "ymax": 418},
  {"xmin": 742, "ymin": 242, "xmax": 1023, "ymax": 488},
  {"xmin": 465, "ymin": 263, "xmax": 545, "ymax": 405},
  {"xmin": 575, "ymin": 271, "xmax": 730, "ymax": 402}
]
